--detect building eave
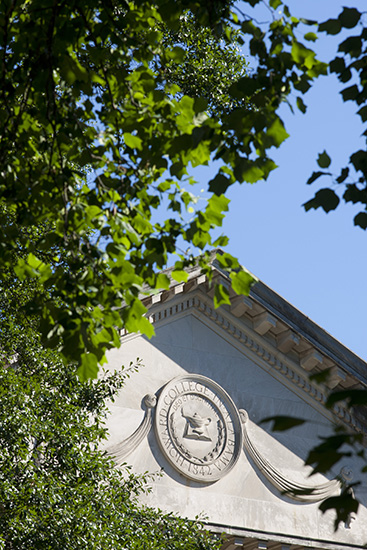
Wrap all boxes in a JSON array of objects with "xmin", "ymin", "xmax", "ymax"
[{"xmin": 136, "ymin": 260, "xmax": 367, "ymax": 435}]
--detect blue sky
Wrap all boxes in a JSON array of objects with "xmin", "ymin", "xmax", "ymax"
[{"xmin": 193, "ymin": 1, "xmax": 367, "ymax": 359}]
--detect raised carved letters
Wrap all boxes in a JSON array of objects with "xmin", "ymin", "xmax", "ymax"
[{"xmin": 155, "ymin": 375, "xmax": 243, "ymax": 482}]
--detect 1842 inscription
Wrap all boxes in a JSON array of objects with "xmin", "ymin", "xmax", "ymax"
[{"xmin": 155, "ymin": 375, "xmax": 243, "ymax": 482}]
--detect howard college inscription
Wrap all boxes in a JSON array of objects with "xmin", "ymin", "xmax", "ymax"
[{"xmin": 155, "ymin": 375, "xmax": 243, "ymax": 482}]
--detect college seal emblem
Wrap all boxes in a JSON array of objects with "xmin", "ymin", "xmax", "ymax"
[{"xmin": 155, "ymin": 374, "xmax": 243, "ymax": 482}]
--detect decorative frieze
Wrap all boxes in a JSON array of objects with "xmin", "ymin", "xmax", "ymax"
[{"xmin": 108, "ymin": 375, "xmax": 350, "ymax": 511}]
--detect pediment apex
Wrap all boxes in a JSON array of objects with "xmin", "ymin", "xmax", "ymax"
[{"xmin": 140, "ymin": 256, "xmax": 367, "ymax": 434}]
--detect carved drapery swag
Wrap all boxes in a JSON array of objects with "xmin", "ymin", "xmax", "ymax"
[
  {"xmin": 107, "ymin": 394, "xmax": 156, "ymax": 466},
  {"xmin": 239, "ymin": 409, "xmax": 341, "ymax": 503}
]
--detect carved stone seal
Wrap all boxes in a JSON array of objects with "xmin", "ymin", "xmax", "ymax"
[{"xmin": 155, "ymin": 375, "xmax": 243, "ymax": 482}]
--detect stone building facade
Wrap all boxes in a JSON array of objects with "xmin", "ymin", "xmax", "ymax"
[{"xmin": 103, "ymin": 259, "xmax": 367, "ymax": 550}]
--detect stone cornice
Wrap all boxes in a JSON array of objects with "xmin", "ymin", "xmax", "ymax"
[
  {"xmin": 250, "ymin": 280, "xmax": 367, "ymax": 387},
  {"xmin": 139, "ymin": 266, "xmax": 367, "ymax": 392}
]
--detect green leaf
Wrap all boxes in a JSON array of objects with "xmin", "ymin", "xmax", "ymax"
[
  {"xmin": 306, "ymin": 171, "xmax": 330, "ymax": 185},
  {"xmin": 208, "ymin": 173, "xmax": 232, "ymax": 195},
  {"xmin": 213, "ymin": 284, "xmax": 231, "ymax": 308},
  {"xmin": 212, "ymin": 235, "xmax": 229, "ymax": 247},
  {"xmin": 233, "ymin": 160, "xmax": 265, "ymax": 184},
  {"xmin": 354, "ymin": 212, "xmax": 367, "ymax": 230},
  {"xmin": 317, "ymin": 150, "xmax": 331, "ymax": 168},
  {"xmin": 338, "ymin": 7, "xmax": 360, "ymax": 29},
  {"xmin": 350, "ymin": 150, "xmax": 367, "ymax": 173},
  {"xmin": 338, "ymin": 36, "xmax": 362, "ymax": 56},
  {"xmin": 269, "ymin": 0, "xmax": 282, "ymax": 8},
  {"xmin": 336, "ymin": 167, "xmax": 349, "ymax": 183},
  {"xmin": 124, "ymin": 133, "xmax": 143, "ymax": 150},
  {"xmin": 329, "ymin": 56, "xmax": 346, "ymax": 74},
  {"xmin": 193, "ymin": 97, "xmax": 208, "ymax": 114},
  {"xmin": 294, "ymin": 75, "xmax": 311, "ymax": 94},
  {"xmin": 247, "ymin": 0, "xmax": 261, "ymax": 6},
  {"xmin": 341, "ymin": 84, "xmax": 359, "ymax": 102},
  {"xmin": 319, "ymin": 18, "xmax": 342, "ymax": 35},
  {"xmin": 343, "ymin": 184, "xmax": 362, "ymax": 204},
  {"xmin": 215, "ymin": 252, "xmax": 240, "ymax": 270},
  {"xmin": 303, "ymin": 188, "xmax": 340, "ymax": 213},
  {"xmin": 291, "ymin": 41, "xmax": 315, "ymax": 67},
  {"xmin": 357, "ymin": 106, "xmax": 367, "ymax": 122},
  {"xmin": 230, "ymin": 270, "xmax": 255, "ymax": 296},
  {"xmin": 77, "ymin": 353, "xmax": 99, "ymax": 381},
  {"xmin": 59, "ymin": 53, "xmax": 89, "ymax": 84},
  {"xmin": 296, "ymin": 96, "xmax": 307, "ymax": 113},
  {"xmin": 156, "ymin": 273, "xmax": 170, "ymax": 289},
  {"xmin": 171, "ymin": 270, "xmax": 189, "ymax": 283},
  {"xmin": 167, "ymin": 46, "xmax": 185, "ymax": 63},
  {"xmin": 304, "ymin": 32, "xmax": 318, "ymax": 42},
  {"xmin": 135, "ymin": 316, "xmax": 155, "ymax": 338},
  {"xmin": 14, "ymin": 253, "xmax": 52, "ymax": 283},
  {"xmin": 229, "ymin": 76, "xmax": 262, "ymax": 98},
  {"xmin": 241, "ymin": 20, "xmax": 262, "ymax": 39},
  {"xmin": 266, "ymin": 118, "xmax": 289, "ymax": 147},
  {"xmin": 207, "ymin": 194, "xmax": 230, "ymax": 215}
]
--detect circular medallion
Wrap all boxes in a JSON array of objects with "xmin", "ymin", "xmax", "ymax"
[{"xmin": 155, "ymin": 375, "xmax": 243, "ymax": 482}]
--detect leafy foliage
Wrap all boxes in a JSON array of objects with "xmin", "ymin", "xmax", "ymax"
[
  {"xmin": 0, "ymin": 348, "xmax": 220, "ymax": 549},
  {"xmin": 0, "ymin": 0, "xmax": 332, "ymax": 378},
  {"xmin": 228, "ymin": 2, "xmax": 367, "ymax": 526},
  {"xmin": 0, "ymin": 0, "xmax": 262, "ymax": 379},
  {"xmin": 299, "ymin": 6, "xmax": 367, "ymax": 226},
  {"xmin": 0, "ymin": 260, "xmax": 219, "ymax": 549},
  {"xmin": 1, "ymin": 0, "xmax": 367, "ymax": 532},
  {"xmin": 160, "ymin": 12, "xmax": 249, "ymax": 118}
]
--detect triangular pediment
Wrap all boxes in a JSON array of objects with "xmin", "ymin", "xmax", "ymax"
[{"xmin": 104, "ymin": 261, "xmax": 367, "ymax": 549}]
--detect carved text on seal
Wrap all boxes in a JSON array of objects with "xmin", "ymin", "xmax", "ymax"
[{"xmin": 155, "ymin": 375, "xmax": 243, "ymax": 482}]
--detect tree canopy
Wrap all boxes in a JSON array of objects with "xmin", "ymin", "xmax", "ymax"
[
  {"xmin": 1, "ymin": 0, "xmax": 367, "ymax": 533},
  {"xmin": 0, "ymin": 332, "xmax": 220, "ymax": 549},
  {"xmin": 0, "ymin": 0, "xmax": 258, "ymax": 380},
  {"xmin": 1, "ymin": 1, "xmax": 366, "ymax": 372},
  {"xmin": 0, "ymin": 4, "xmax": 246, "ymax": 547}
]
